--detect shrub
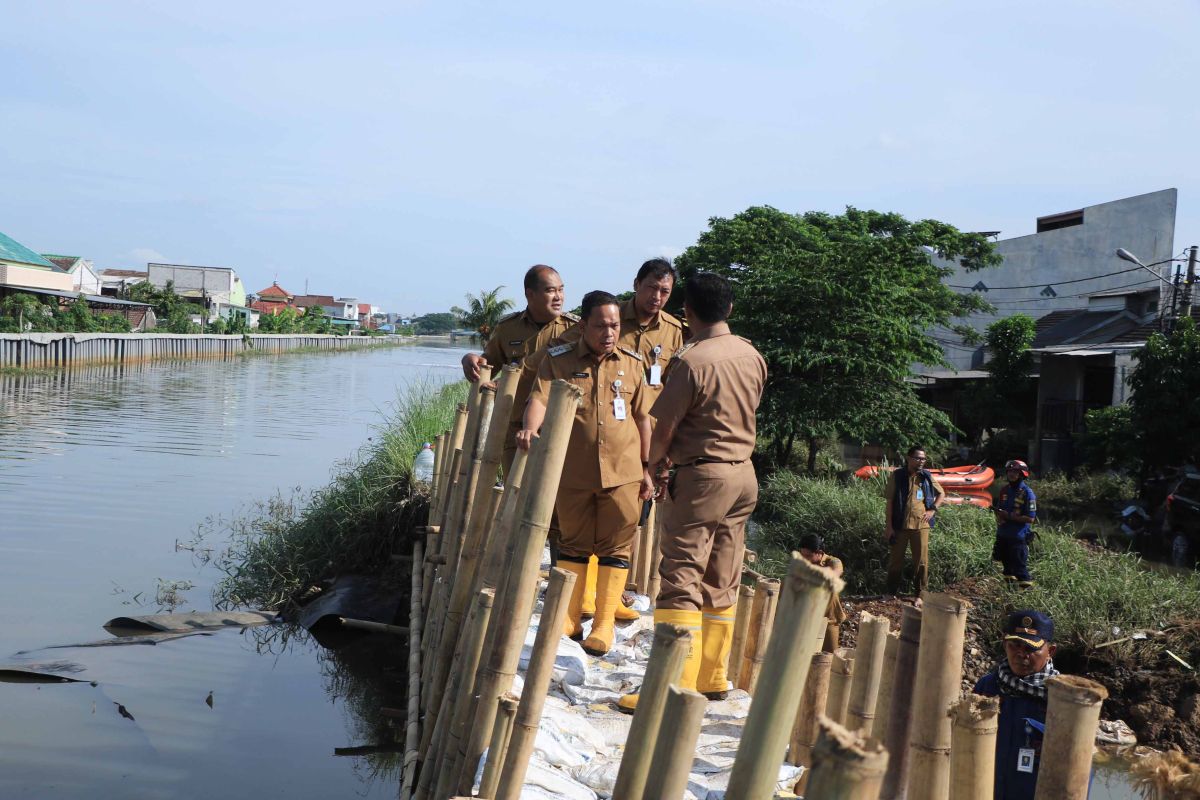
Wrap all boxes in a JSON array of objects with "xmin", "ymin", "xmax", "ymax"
[{"xmin": 1033, "ymin": 470, "xmax": 1136, "ymax": 521}]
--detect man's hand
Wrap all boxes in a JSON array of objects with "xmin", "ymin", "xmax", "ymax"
[
  {"xmin": 461, "ymin": 353, "xmax": 489, "ymax": 382},
  {"xmin": 923, "ymin": 509, "xmax": 936, "ymax": 524},
  {"xmin": 883, "ymin": 526, "xmax": 895, "ymax": 543},
  {"xmin": 639, "ymin": 469, "xmax": 656, "ymax": 501},
  {"xmin": 515, "ymin": 428, "xmax": 536, "ymax": 452},
  {"xmin": 995, "ymin": 508, "xmax": 1010, "ymax": 522}
]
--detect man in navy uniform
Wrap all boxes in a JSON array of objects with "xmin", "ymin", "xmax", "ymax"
[{"xmin": 994, "ymin": 459, "xmax": 1038, "ymax": 588}]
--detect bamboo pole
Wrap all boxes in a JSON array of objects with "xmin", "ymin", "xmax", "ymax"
[
  {"xmin": 1033, "ymin": 675, "xmax": 1108, "ymax": 800},
  {"xmin": 455, "ymin": 380, "xmax": 581, "ymax": 795},
  {"xmin": 738, "ymin": 577, "xmax": 780, "ymax": 694},
  {"xmin": 846, "ymin": 612, "xmax": 890, "ymax": 734},
  {"xmin": 643, "ymin": 686, "xmax": 707, "ymax": 800},
  {"xmin": 727, "ymin": 583, "xmax": 755, "ymax": 689},
  {"xmin": 906, "ymin": 592, "xmax": 972, "ymax": 800},
  {"xmin": 881, "ymin": 603, "xmax": 922, "ymax": 800},
  {"xmin": 476, "ymin": 447, "xmax": 528, "ymax": 596},
  {"xmin": 611, "ymin": 622, "xmax": 692, "ymax": 800},
  {"xmin": 802, "ymin": 716, "xmax": 890, "ymax": 800},
  {"xmin": 826, "ymin": 648, "xmax": 856, "ymax": 727},
  {"xmin": 448, "ymin": 384, "xmax": 494, "ymax": 571},
  {"xmin": 725, "ymin": 554, "xmax": 842, "ymax": 799},
  {"xmin": 495, "ymin": 567, "xmax": 578, "ymax": 800},
  {"xmin": 437, "ymin": 389, "xmax": 482, "ymax": 564},
  {"xmin": 871, "ymin": 631, "xmax": 900, "ymax": 742},
  {"xmin": 646, "ymin": 502, "xmax": 664, "ymax": 607},
  {"xmin": 789, "ymin": 650, "xmax": 833, "ymax": 795},
  {"xmin": 477, "ymin": 694, "xmax": 518, "ymax": 798},
  {"xmin": 485, "ymin": 485, "xmax": 504, "ymax": 529},
  {"xmin": 434, "ymin": 406, "xmax": 469, "ymax": 548},
  {"xmin": 423, "ymin": 588, "xmax": 495, "ymax": 799},
  {"xmin": 430, "ymin": 432, "xmax": 447, "ymax": 521},
  {"xmin": 399, "ymin": 539, "xmax": 423, "ymax": 800},
  {"xmin": 948, "ymin": 693, "xmax": 999, "ymax": 800}
]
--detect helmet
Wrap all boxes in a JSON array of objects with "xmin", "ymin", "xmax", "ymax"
[{"xmin": 1004, "ymin": 459, "xmax": 1030, "ymax": 478}]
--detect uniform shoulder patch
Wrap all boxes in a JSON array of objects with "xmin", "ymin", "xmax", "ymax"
[
  {"xmin": 548, "ymin": 343, "xmax": 574, "ymax": 357},
  {"xmin": 561, "ymin": 311, "xmax": 581, "ymax": 322},
  {"xmin": 497, "ymin": 310, "xmax": 523, "ymax": 324},
  {"xmin": 671, "ymin": 343, "xmax": 697, "ymax": 360},
  {"xmin": 659, "ymin": 310, "xmax": 684, "ymax": 329},
  {"xmin": 618, "ymin": 346, "xmax": 643, "ymax": 361}
]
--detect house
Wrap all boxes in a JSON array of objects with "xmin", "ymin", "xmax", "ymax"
[
  {"xmin": 250, "ymin": 282, "xmax": 296, "ymax": 317},
  {"xmin": 357, "ymin": 303, "xmax": 378, "ymax": 330},
  {"xmin": 0, "ymin": 230, "xmax": 73, "ymax": 292},
  {"xmin": 147, "ymin": 262, "xmax": 247, "ymax": 318},
  {"xmin": 43, "ymin": 256, "xmax": 101, "ymax": 295},
  {"xmin": 294, "ymin": 294, "xmax": 358, "ymax": 326},
  {"xmin": 98, "ymin": 269, "xmax": 148, "ymax": 296}
]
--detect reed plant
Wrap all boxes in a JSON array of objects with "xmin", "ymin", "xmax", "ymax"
[{"xmin": 208, "ymin": 379, "xmax": 468, "ymax": 610}]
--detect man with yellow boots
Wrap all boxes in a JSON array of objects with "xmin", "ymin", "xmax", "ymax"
[
  {"xmin": 619, "ymin": 272, "xmax": 767, "ymax": 712},
  {"xmin": 517, "ymin": 291, "xmax": 657, "ymax": 656}
]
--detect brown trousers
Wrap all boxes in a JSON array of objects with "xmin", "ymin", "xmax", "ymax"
[
  {"xmin": 886, "ymin": 527, "xmax": 929, "ymax": 595},
  {"xmin": 658, "ymin": 461, "xmax": 758, "ymax": 611},
  {"xmin": 556, "ymin": 482, "xmax": 641, "ymax": 562}
]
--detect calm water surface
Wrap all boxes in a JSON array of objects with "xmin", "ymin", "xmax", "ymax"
[{"xmin": 0, "ymin": 342, "xmax": 469, "ymax": 799}]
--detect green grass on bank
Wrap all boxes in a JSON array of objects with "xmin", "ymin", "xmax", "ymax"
[
  {"xmin": 754, "ymin": 471, "xmax": 1200, "ymax": 659},
  {"xmin": 205, "ymin": 379, "xmax": 468, "ymax": 610}
]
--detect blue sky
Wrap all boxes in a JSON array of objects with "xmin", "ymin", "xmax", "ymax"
[{"xmin": 2, "ymin": 1, "xmax": 1196, "ymax": 314}]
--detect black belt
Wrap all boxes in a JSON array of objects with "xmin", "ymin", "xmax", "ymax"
[{"xmin": 679, "ymin": 458, "xmax": 746, "ymax": 468}]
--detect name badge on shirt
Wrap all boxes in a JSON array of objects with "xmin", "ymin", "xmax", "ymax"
[
  {"xmin": 613, "ymin": 397, "xmax": 627, "ymax": 420},
  {"xmin": 916, "ymin": 488, "xmax": 925, "ymax": 501},
  {"xmin": 1017, "ymin": 748, "xmax": 1036, "ymax": 773},
  {"xmin": 648, "ymin": 364, "xmax": 662, "ymax": 385}
]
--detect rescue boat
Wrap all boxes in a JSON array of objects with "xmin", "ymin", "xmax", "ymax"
[
  {"xmin": 853, "ymin": 462, "xmax": 996, "ymax": 489},
  {"xmin": 941, "ymin": 489, "xmax": 994, "ymax": 510}
]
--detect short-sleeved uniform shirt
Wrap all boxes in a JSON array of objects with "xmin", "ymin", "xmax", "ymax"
[
  {"xmin": 884, "ymin": 469, "xmax": 947, "ymax": 531},
  {"xmin": 482, "ymin": 309, "xmax": 578, "ymax": 377},
  {"xmin": 997, "ymin": 481, "xmax": 1038, "ymax": 541},
  {"xmin": 819, "ymin": 554, "xmax": 847, "ymax": 623},
  {"xmin": 529, "ymin": 339, "xmax": 652, "ymax": 491},
  {"xmin": 649, "ymin": 323, "xmax": 767, "ymax": 466}
]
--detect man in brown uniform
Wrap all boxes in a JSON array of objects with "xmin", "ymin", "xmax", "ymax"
[
  {"xmin": 619, "ymin": 272, "xmax": 767, "ymax": 712},
  {"xmin": 518, "ymin": 290, "xmax": 655, "ymax": 656},
  {"xmin": 883, "ymin": 445, "xmax": 946, "ymax": 596},
  {"xmin": 460, "ymin": 264, "xmax": 578, "ymax": 474},
  {"xmin": 798, "ymin": 533, "xmax": 846, "ymax": 652}
]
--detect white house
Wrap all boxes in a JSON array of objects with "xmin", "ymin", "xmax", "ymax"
[{"xmin": 43, "ymin": 256, "xmax": 101, "ymax": 295}]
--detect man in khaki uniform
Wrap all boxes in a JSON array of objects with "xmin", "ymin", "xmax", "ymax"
[
  {"xmin": 460, "ymin": 264, "xmax": 578, "ymax": 474},
  {"xmin": 518, "ymin": 290, "xmax": 655, "ymax": 656},
  {"xmin": 619, "ymin": 272, "xmax": 766, "ymax": 712},
  {"xmin": 883, "ymin": 445, "xmax": 946, "ymax": 596},
  {"xmin": 798, "ymin": 533, "xmax": 846, "ymax": 652}
]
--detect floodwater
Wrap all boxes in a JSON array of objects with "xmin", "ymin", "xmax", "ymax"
[{"xmin": 0, "ymin": 342, "xmax": 470, "ymax": 799}]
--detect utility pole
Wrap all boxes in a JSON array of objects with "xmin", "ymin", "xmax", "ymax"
[{"xmin": 1183, "ymin": 245, "xmax": 1199, "ymax": 323}]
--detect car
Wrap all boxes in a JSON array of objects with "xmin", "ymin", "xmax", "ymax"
[{"xmin": 1165, "ymin": 472, "xmax": 1200, "ymax": 566}]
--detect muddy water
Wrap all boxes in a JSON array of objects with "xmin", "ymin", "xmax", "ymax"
[{"xmin": 0, "ymin": 342, "xmax": 470, "ymax": 799}]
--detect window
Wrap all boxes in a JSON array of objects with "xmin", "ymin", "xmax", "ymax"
[{"xmin": 1037, "ymin": 209, "xmax": 1084, "ymax": 233}]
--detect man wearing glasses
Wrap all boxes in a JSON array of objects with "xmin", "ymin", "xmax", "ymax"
[{"xmin": 883, "ymin": 446, "xmax": 945, "ymax": 597}]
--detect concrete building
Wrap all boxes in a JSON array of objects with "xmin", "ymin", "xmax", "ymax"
[
  {"xmin": 43, "ymin": 256, "xmax": 101, "ymax": 295},
  {"xmin": 0, "ymin": 231, "xmax": 73, "ymax": 292},
  {"xmin": 147, "ymin": 262, "xmax": 247, "ymax": 317},
  {"xmin": 98, "ymin": 269, "xmax": 148, "ymax": 296}
]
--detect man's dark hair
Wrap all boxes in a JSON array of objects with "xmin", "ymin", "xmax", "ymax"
[
  {"xmin": 635, "ymin": 258, "xmax": 677, "ymax": 285},
  {"xmin": 906, "ymin": 445, "xmax": 926, "ymax": 457},
  {"xmin": 524, "ymin": 264, "xmax": 559, "ymax": 291},
  {"xmin": 683, "ymin": 272, "xmax": 733, "ymax": 324},
  {"xmin": 580, "ymin": 290, "xmax": 620, "ymax": 321},
  {"xmin": 798, "ymin": 533, "xmax": 825, "ymax": 553}
]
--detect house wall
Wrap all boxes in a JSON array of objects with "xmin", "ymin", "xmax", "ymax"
[
  {"xmin": 74, "ymin": 262, "xmax": 101, "ymax": 295},
  {"xmin": 148, "ymin": 264, "xmax": 243, "ymax": 307},
  {"xmin": 0, "ymin": 262, "xmax": 74, "ymax": 291}
]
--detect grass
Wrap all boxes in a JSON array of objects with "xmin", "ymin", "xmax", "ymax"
[
  {"xmin": 201, "ymin": 379, "xmax": 468, "ymax": 610},
  {"xmin": 754, "ymin": 470, "xmax": 1200, "ymax": 660}
]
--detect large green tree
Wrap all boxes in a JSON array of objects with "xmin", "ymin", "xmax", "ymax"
[
  {"xmin": 1128, "ymin": 317, "xmax": 1200, "ymax": 475},
  {"xmin": 958, "ymin": 314, "xmax": 1037, "ymax": 443},
  {"xmin": 452, "ymin": 286, "xmax": 514, "ymax": 337},
  {"xmin": 673, "ymin": 206, "xmax": 999, "ymax": 471},
  {"xmin": 414, "ymin": 313, "xmax": 457, "ymax": 335}
]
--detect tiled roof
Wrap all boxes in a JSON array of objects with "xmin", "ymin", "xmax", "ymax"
[
  {"xmin": 100, "ymin": 269, "xmax": 148, "ymax": 278},
  {"xmin": 1111, "ymin": 307, "xmax": 1200, "ymax": 343},
  {"xmin": 250, "ymin": 300, "xmax": 289, "ymax": 314},
  {"xmin": 1033, "ymin": 309, "xmax": 1144, "ymax": 348},
  {"xmin": 0, "ymin": 231, "xmax": 58, "ymax": 269},
  {"xmin": 358, "ymin": 303, "xmax": 370, "ymax": 314},
  {"xmin": 294, "ymin": 294, "xmax": 336, "ymax": 307},
  {"xmin": 43, "ymin": 255, "xmax": 83, "ymax": 272},
  {"xmin": 257, "ymin": 282, "xmax": 293, "ymax": 299}
]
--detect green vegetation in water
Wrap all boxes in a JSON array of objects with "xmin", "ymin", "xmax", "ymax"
[
  {"xmin": 199, "ymin": 379, "xmax": 468, "ymax": 610},
  {"xmin": 753, "ymin": 470, "xmax": 1200, "ymax": 661}
]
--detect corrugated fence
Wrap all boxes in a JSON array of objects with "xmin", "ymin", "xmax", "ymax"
[{"xmin": 0, "ymin": 333, "xmax": 392, "ymax": 369}]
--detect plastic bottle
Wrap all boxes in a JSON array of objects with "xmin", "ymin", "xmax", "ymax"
[{"xmin": 414, "ymin": 442, "xmax": 435, "ymax": 484}]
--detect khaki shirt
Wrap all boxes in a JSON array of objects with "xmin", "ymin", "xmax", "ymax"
[
  {"xmin": 482, "ymin": 309, "xmax": 578, "ymax": 377},
  {"xmin": 819, "ymin": 555, "xmax": 846, "ymax": 623},
  {"xmin": 884, "ymin": 469, "xmax": 946, "ymax": 531},
  {"xmin": 529, "ymin": 339, "xmax": 651, "ymax": 490},
  {"xmin": 650, "ymin": 323, "xmax": 767, "ymax": 466}
]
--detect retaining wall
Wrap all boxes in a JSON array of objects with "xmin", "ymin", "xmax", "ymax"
[{"xmin": 0, "ymin": 333, "xmax": 391, "ymax": 369}]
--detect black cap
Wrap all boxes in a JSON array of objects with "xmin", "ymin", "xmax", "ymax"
[
  {"xmin": 1004, "ymin": 610, "xmax": 1054, "ymax": 649},
  {"xmin": 798, "ymin": 533, "xmax": 825, "ymax": 553}
]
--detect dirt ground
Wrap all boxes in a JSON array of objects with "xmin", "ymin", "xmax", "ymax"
[{"xmin": 835, "ymin": 591, "xmax": 1200, "ymax": 754}]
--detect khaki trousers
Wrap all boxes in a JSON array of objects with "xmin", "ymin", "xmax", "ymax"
[
  {"xmin": 658, "ymin": 461, "xmax": 758, "ymax": 611},
  {"xmin": 556, "ymin": 482, "xmax": 641, "ymax": 563},
  {"xmin": 886, "ymin": 527, "xmax": 929, "ymax": 595}
]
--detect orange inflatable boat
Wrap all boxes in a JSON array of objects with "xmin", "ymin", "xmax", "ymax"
[
  {"xmin": 853, "ymin": 463, "xmax": 996, "ymax": 489},
  {"xmin": 942, "ymin": 489, "xmax": 993, "ymax": 510}
]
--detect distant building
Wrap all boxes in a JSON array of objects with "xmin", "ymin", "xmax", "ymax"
[
  {"xmin": 294, "ymin": 294, "xmax": 358, "ymax": 326},
  {"xmin": 98, "ymin": 269, "xmax": 148, "ymax": 296},
  {"xmin": 147, "ymin": 262, "xmax": 247, "ymax": 320},
  {"xmin": 251, "ymin": 282, "xmax": 296, "ymax": 317},
  {"xmin": 0, "ymin": 230, "xmax": 73, "ymax": 292},
  {"xmin": 43, "ymin": 256, "xmax": 101, "ymax": 294}
]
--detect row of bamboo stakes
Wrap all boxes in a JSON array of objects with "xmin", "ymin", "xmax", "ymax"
[{"xmin": 398, "ymin": 374, "xmax": 1110, "ymax": 799}]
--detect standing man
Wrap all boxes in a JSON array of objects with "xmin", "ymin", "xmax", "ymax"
[
  {"xmin": 973, "ymin": 609, "xmax": 1060, "ymax": 799},
  {"xmin": 798, "ymin": 533, "xmax": 846, "ymax": 653},
  {"xmin": 994, "ymin": 459, "xmax": 1038, "ymax": 588},
  {"xmin": 517, "ymin": 291, "xmax": 655, "ymax": 656},
  {"xmin": 619, "ymin": 272, "xmax": 767, "ymax": 711},
  {"xmin": 883, "ymin": 446, "xmax": 946, "ymax": 597}
]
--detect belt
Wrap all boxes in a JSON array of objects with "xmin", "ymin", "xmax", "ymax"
[{"xmin": 679, "ymin": 458, "xmax": 746, "ymax": 468}]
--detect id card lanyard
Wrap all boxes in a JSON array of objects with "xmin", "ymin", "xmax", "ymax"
[
  {"xmin": 648, "ymin": 344, "xmax": 663, "ymax": 385},
  {"xmin": 612, "ymin": 379, "xmax": 627, "ymax": 420}
]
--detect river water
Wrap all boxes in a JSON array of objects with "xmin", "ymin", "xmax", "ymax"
[{"xmin": 0, "ymin": 342, "xmax": 469, "ymax": 799}]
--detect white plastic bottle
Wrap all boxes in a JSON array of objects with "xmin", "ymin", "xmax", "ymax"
[{"xmin": 414, "ymin": 442, "xmax": 435, "ymax": 484}]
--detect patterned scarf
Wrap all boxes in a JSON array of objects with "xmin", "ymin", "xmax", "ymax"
[{"xmin": 996, "ymin": 658, "xmax": 1059, "ymax": 700}]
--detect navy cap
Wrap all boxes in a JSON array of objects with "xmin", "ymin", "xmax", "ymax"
[{"xmin": 1004, "ymin": 610, "xmax": 1054, "ymax": 649}]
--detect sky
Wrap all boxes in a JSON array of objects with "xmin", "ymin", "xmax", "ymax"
[{"xmin": 1, "ymin": 1, "xmax": 1197, "ymax": 315}]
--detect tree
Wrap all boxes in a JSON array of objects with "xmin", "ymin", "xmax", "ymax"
[
  {"xmin": 0, "ymin": 294, "xmax": 56, "ymax": 332},
  {"xmin": 414, "ymin": 313, "xmax": 457, "ymax": 335},
  {"xmin": 673, "ymin": 205, "xmax": 999, "ymax": 472},
  {"xmin": 1128, "ymin": 317, "xmax": 1200, "ymax": 475},
  {"xmin": 300, "ymin": 305, "xmax": 333, "ymax": 334},
  {"xmin": 958, "ymin": 314, "xmax": 1037, "ymax": 443},
  {"xmin": 452, "ymin": 286, "xmax": 514, "ymax": 337}
]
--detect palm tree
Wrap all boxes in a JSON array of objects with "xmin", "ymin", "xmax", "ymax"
[{"xmin": 452, "ymin": 286, "xmax": 514, "ymax": 337}]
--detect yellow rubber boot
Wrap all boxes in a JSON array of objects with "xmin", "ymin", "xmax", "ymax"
[
  {"xmin": 581, "ymin": 555, "xmax": 598, "ymax": 618},
  {"xmin": 558, "ymin": 560, "xmax": 590, "ymax": 640},
  {"xmin": 616, "ymin": 607, "xmax": 703, "ymax": 714},
  {"xmin": 697, "ymin": 605, "xmax": 736, "ymax": 700},
  {"xmin": 582, "ymin": 565, "xmax": 627, "ymax": 656},
  {"xmin": 614, "ymin": 590, "xmax": 641, "ymax": 622}
]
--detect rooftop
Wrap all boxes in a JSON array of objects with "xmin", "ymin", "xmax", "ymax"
[{"xmin": 0, "ymin": 231, "xmax": 59, "ymax": 269}]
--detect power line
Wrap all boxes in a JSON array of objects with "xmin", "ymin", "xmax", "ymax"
[
  {"xmin": 965, "ymin": 276, "xmax": 1159, "ymax": 306},
  {"xmin": 948, "ymin": 264, "xmax": 1146, "ymax": 290}
]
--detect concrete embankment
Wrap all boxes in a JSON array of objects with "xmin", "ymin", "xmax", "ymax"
[{"xmin": 0, "ymin": 332, "xmax": 396, "ymax": 369}]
